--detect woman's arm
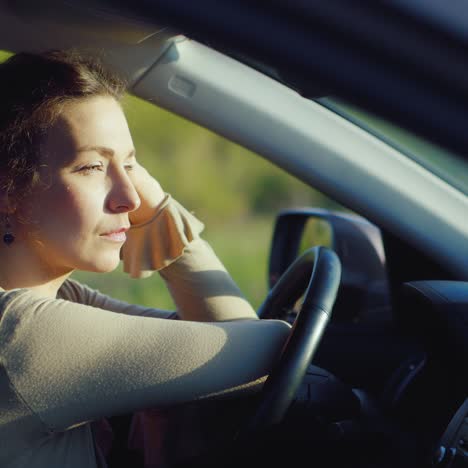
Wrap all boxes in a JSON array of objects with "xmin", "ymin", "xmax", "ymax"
[
  {"xmin": 0, "ymin": 289, "xmax": 290, "ymax": 432},
  {"xmin": 159, "ymin": 237, "xmax": 258, "ymax": 321},
  {"xmin": 119, "ymin": 162, "xmax": 259, "ymax": 322},
  {"xmin": 119, "ymin": 192, "xmax": 258, "ymax": 322},
  {"xmin": 58, "ymin": 278, "xmax": 177, "ymax": 319}
]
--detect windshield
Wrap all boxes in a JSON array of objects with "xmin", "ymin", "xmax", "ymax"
[{"xmin": 319, "ymin": 97, "xmax": 468, "ymax": 196}]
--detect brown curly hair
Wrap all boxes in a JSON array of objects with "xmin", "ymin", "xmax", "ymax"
[{"xmin": 0, "ymin": 50, "xmax": 126, "ymax": 205}]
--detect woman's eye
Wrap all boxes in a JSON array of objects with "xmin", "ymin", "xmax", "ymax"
[
  {"xmin": 124, "ymin": 164, "xmax": 134, "ymax": 172},
  {"xmin": 78, "ymin": 163, "xmax": 104, "ymax": 174}
]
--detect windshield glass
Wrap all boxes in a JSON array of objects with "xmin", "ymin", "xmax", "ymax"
[{"xmin": 319, "ymin": 97, "xmax": 468, "ymax": 195}]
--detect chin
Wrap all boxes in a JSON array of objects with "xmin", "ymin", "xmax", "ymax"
[{"xmin": 80, "ymin": 255, "xmax": 121, "ymax": 273}]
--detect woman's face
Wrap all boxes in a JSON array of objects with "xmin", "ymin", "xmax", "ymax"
[{"xmin": 17, "ymin": 95, "xmax": 141, "ymax": 275}]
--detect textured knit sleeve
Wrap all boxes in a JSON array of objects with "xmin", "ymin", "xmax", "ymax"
[
  {"xmin": 120, "ymin": 194, "xmax": 204, "ymax": 277},
  {"xmin": 0, "ymin": 289, "xmax": 290, "ymax": 432},
  {"xmin": 58, "ymin": 278, "xmax": 177, "ymax": 320},
  {"xmin": 119, "ymin": 194, "xmax": 258, "ymax": 322}
]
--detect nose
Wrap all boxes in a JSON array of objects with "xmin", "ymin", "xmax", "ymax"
[{"xmin": 107, "ymin": 169, "xmax": 141, "ymax": 214}]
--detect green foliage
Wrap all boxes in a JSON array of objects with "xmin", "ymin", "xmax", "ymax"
[
  {"xmin": 298, "ymin": 218, "xmax": 333, "ymax": 259},
  {"xmin": 0, "ymin": 50, "xmax": 10, "ymax": 61},
  {"xmin": 122, "ymin": 95, "xmax": 338, "ymax": 222}
]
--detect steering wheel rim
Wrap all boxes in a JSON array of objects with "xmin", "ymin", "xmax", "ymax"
[{"xmin": 240, "ymin": 246, "xmax": 341, "ymax": 437}]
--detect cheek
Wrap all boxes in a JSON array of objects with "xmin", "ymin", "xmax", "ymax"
[{"xmin": 30, "ymin": 183, "xmax": 104, "ymax": 240}]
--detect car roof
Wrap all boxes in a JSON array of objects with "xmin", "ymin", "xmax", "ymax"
[
  {"xmin": 130, "ymin": 0, "xmax": 468, "ymax": 159},
  {"xmin": 2, "ymin": 1, "xmax": 468, "ymax": 157}
]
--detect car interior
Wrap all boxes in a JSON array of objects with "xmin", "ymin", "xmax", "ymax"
[{"xmin": 0, "ymin": 1, "xmax": 467, "ymax": 468}]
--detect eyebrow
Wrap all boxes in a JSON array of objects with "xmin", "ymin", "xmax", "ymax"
[{"xmin": 77, "ymin": 146, "xmax": 136, "ymax": 159}]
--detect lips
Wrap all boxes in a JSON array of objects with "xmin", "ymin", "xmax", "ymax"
[{"xmin": 100, "ymin": 227, "xmax": 129, "ymax": 242}]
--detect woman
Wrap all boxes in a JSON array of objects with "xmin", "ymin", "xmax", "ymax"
[{"xmin": 0, "ymin": 50, "xmax": 290, "ymax": 468}]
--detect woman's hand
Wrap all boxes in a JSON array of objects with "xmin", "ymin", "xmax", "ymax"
[{"xmin": 128, "ymin": 163, "xmax": 166, "ymax": 225}]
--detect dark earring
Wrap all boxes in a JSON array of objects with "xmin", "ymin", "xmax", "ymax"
[{"xmin": 3, "ymin": 215, "xmax": 15, "ymax": 246}]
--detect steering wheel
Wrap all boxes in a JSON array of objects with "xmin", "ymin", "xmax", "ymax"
[{"xmin": 240, "ymin": 246, "xmax": 341, "ymax": 437}]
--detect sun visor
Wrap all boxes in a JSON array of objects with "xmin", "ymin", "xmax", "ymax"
[{"xmin": 6, "ymin": 0, "xmax": 167, "ymax": 45}]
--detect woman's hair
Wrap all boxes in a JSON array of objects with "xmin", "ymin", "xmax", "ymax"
[{"xmin": 0, "ymin": 49, "xmax": 127, "ymax": 202}]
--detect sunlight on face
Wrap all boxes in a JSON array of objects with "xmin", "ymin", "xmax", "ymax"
[{"xmin": 18, "ymin": 96, "xmax": 141, "ymax": 275}]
